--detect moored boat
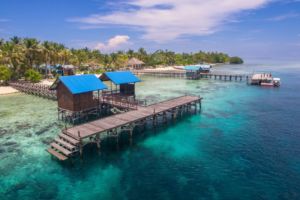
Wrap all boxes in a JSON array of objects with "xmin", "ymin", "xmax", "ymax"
[{"xmin": 250, "ymin": 73, "xmax": 280, "ymax": 87}]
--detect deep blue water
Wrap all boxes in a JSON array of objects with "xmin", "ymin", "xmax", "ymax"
[{"xmin": 0, "ymin": 61, "xmax": 300, "ymax": 200}]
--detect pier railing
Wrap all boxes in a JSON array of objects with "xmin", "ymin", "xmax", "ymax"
[
  {"xmin": 131, "ymin": 69, "xmax": 250, "ymax": 81},
  {"xmin": 9, "ymin": 81, "xmax": 57, "ymax": 100},
  {"xmin": 132, "ymin": 70, "xmax": 186, "ymax": 78},
  {"xmin": 101, "ymin": 95, "xmax": 145, "ymax": 110}
]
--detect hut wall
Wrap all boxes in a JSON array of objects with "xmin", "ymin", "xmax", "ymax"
[
  {"xmin": 63, "ymin": 68, "xmax": 74, "ymax": 76},
  {"xmin": 73, "ymin": 92, "xmax": 96, "ymax": 111},
  {"xmin": 57, "ymin": 83, "xmax": 75, "ymax": 111},
  {"xmin": 120, "ymin": 83, "xmax": 135, "ymax": 95},
  {"xmin": 57, "ymin": 83, "xmax": 96, "ymax": 112}
]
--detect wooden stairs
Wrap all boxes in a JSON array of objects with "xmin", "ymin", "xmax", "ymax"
[{"xmin": 47, "ymin": 131, "xmax": 80, "ymax": 161}]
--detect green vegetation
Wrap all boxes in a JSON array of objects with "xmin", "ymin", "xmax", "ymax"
[
  {"xmin": 0, "ymin": 36, "xmax": 243, "ymax": 81},
  {"xmin": 229, "ymin": 56, "xmax": 244, "ymax": 64},
  {"xmin": 24, "ymin": 69, "xmax": 42, "ymax": 83},
  {"xmin": 0, "ymin": 65, "xmax": 12, "ymax": 85}
]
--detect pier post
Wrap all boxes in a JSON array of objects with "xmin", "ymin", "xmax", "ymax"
[
  {"xmin": 171, "ymin": 109, "xmax": 175, "ymax": 121},
  {"xmin": 129, "ymin": 124, "xmax": 133, "ymax": 145},
  {"xmin": 96, "ymin": 133, "xmax": 101, "ymax": 150},
  {"xmin": 163, "ymin": 112, "xmax": 167, "ymax": 124},
  {"xmin": 142, "ymin": 119, "xmax": 146, "ymax": 131},
  {"xmin": 152, "ymin": 109, "xmax": 157, "ymax": 128},
  {"xmin": 78, "ymin": 131, "xmax": 83, "ymax": 159},
  {"xmin": 199, "ymin": 99, "xmax": 202, "ymax": 112},
  {"xmin": 113, "ymin": 129, "xmax": 119, "ymax": 147},
  {"xmin": 179, "ymin": 106, "xmax": 183, "ymax": 117},
  {"xmin": 174, "ymin": 108, "xmax": 178, "ymax": 120}
]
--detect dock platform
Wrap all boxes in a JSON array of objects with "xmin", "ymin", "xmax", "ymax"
[{"xmin": 48, "ymin": 95, "xmax": 202, "ymax": 160}]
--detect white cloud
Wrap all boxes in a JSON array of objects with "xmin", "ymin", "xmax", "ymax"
[
  {"xmin": 70, "ymin": 0, "xmax": 270, "ymax": 42},
  {"xmin": 94, "ymin": 35, "xmax": 130, "ymax": 51},
  {"xmin": 267, "ymin": 13, "xmax": 300, "ymax": 21}
]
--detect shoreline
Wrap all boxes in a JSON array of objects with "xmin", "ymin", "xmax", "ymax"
[{"xmin": 0, "ymin": 86, "xmax": 19, "ymax": 95}]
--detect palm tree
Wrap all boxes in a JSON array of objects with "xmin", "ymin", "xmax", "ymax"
[
  {"xmin": 126, "ymin": 49, "xmax": 134, "ymax": 58},
  {"xmin": 1, "ymin": 41, "xmax": 25, "ymax": 78},
  {"xmin": 10, "ymin": 36, "xmax": 22, "ymax": 45},
  {"xmin": 103, "ymin": 54, "xmax": 111, "ymax": 68},
  {"xmin": 23, "ymin": 38, "xmax": 42, "ymax": 68},
  {"xmin": 59, "ymin": 49, "xmax": 72, "ymax": 65},
  {"xmin": 41, "ymin": 41, "xmax": 52, "ymax": 65},
  {"xmin": 110, "ymin": 53, "xmax": 118, "ymax": 69},
  {"xmin": 137, "ymin": 48, "xmax": 147, "ymax": 59}
]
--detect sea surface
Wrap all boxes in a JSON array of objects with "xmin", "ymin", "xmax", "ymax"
[{"xmin": 0, "ymin": 60, "xmax": 300, "ymax": 200}]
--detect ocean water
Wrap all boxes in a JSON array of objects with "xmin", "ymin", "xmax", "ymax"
[{"xmin": 1, "ymin": 61, "xmax": 300, "ymax": 200}]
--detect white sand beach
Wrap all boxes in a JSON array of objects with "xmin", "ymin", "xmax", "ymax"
[
  {"xmin": 0, "ymin": 86, "xmax": 19, "ymax": 95},
  {"xmin": 143, "ymin": 66, "xmax": 184, "ymax": 71},
  {"xmin": 40, "ymin": 79, "xmax": 54, "ymax": 86}
]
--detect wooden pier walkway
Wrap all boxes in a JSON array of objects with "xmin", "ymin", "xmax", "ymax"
[
  {"xmin": 132, "ymin": 70, "xmax": 249, "ymax": 81},
  {"xmin": 9, "ymin": 81, "xmax": 57, "ymax": 100},
  {"xmin": 47, "ymin": 95, "xmax": 202, "ymax": 161}
]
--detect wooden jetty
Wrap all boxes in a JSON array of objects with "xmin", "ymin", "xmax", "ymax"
[
  {"xmin": 47, "ymin": 95, "xmax": 202, "ymax": 161},
  {"xmin": 132, "ymin": 70, "xmax": 249, "ymax": 81},
  {"xmin": 9, "ymin": 81, "xmax": 57, "ymax": 100},
  {"xmin": 132, "ymin": 70, "xmax": 186, "ymax": 78}
]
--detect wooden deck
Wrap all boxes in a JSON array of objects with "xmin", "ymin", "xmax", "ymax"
[
  {"xmin": 66, "ymin": 95, "xmax": 200, "ymax": 139},
  {"xmin": 47, "ymin": 95, "xmax": 202, "ymax": 160}
]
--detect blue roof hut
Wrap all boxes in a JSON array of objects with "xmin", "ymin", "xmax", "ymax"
[
  {"xmin": 184, "ymin": 65, "xmax": 211, "ymax": 79},
  {"xmin": 50, "ymin": 74, "xmax": 107, "ymax": 112},
  {"xmin": 100, "ymin": 71, "xmax": 140, "ymax": 97}
]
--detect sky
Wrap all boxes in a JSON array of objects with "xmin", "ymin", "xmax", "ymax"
[{"xmin": 0, "ymin": 0, "xmax": 300, "ymax": 60}]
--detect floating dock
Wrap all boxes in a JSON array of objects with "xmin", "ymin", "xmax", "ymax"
[{"xmin": 47, "ymin": 95, "xmax": 202, "ymax": 161}]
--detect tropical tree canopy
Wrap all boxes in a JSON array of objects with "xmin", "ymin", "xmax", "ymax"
[
  {"xmin": 0, "ymin": 65, "xmax": 12, "ymax": 84},
  {"xmin": 0, "ymin": 36, "xmax": 243, "ymax": 80},
  {"xmin": 24, "ymin": 69, "xmax": 42, "ymax": 83}
]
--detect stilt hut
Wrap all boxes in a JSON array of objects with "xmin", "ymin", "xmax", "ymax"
[
  {"xmin": 127, "ymin": 58, "xmax": 145, "ymax": 70},
  {"xmin": 100, "ymin": 71, "xmax": 140, "ymax": 97},
  {"xmin": 50, "ymin": 74, "xmax": 107, "ymax": 122},
  {"xmin": 62, "ymin": 65, "xmax": 75, "ymax": 76},
  {"xmin": 185, "ymin": 66, "xmax": 201, "ymax": 79},
  {"xmin": 198, "ymin": 64, "xmax": 211, "ymax": 73},
  {"xmin": 184, "ymin": 65, "xmax": 211, "ymax": 79}
]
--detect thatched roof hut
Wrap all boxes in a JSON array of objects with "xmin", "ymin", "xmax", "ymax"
[{"xmin": 127, "ymin": 57, "xmax": 145, "ymax": 69}]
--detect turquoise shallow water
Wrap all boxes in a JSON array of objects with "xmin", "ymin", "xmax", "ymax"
[{"xmin": 1, "ymin": 61, "xmax": 300, "ymax": 200}]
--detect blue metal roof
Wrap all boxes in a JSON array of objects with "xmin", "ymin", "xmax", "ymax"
[
  {"xmin": 59, "ymin": 74, "xmax": 107, "ymax": 94},
  {"xmin": 104, "ymin": 71, "xmax": 141, "ymax": 84},
  {"xmin": 184, "ymin": 65, "xmax": 211, "ymax": 71},
  {"xmin": 184, "ymin": 66, "xmax": 201, "ymax": 71}
]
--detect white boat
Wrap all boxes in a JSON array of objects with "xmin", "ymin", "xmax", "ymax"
[{"xmin": 250, "ymin": 73, "xmax": 280, "ymax": 87}]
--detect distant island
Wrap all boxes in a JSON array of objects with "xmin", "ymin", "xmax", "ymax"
[{"xmin": 0, "ymin": 37, "xmax": 243, "ymax": 83}]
